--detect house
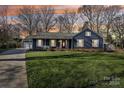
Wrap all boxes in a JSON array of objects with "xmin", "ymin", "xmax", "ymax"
[{"xmin": 23, "ymin": 28, "xmax": 104, "ymax": 50}]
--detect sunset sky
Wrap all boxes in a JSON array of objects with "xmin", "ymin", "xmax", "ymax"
[
  {"xmin": 0, "ymin": 5, "xmax": 80, "ymax": 16},
  {"xmin": 0, "ymin": 5, "xmax": 124, "ymax": 16}
]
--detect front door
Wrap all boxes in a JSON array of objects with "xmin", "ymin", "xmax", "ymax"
[
  {"xmin": 56, "ymin": 40, "xmax": 61, "ymax": 48},
  {"xmin": 57, "ymin": 40, "xmax": 67, "ymax": 48}
]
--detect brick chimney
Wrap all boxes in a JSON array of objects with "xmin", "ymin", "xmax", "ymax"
[{"xmin": 82, "ymin": 21, "xmax": 89, "ymax": 30}]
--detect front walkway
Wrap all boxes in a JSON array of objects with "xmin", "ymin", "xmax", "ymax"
[{"xmin": 0, "ymin": 49, "xmax": 28, "ymax": 88}]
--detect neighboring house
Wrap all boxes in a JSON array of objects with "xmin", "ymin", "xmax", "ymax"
[{"xmin": 23, "ymin": 28, "xmax": 104, "ymax": 49}]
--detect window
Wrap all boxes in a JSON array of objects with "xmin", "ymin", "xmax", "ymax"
[
  {"xmin": 92, "ymin": 39, "xmax": 99, "ymax": 47},
  {"xmin": 77, "ymin": 39, "xmax": 84, "ymax": 47},
  {"xmin": 51, "ymin": 40, "xmax": 56, "ymax": 47},
  {"xmin": 37, "ymin": 39, "xmax": 43, "ymax": 47},
  {"xmin": 85, "ymin": 31, "xmax": 91, "ymax": 36}
]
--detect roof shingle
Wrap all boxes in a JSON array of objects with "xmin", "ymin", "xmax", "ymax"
[{"xmin": 28, "ymin": 32, "xmax": 77, "ymax": 39}]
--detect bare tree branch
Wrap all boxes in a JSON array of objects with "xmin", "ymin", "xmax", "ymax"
[
  {"xmin": 36, "ymin": 6, "xmax": 57, "ymax": 32},
  {"xmin": 78, "ymin": 5, "xmax": 105, "ymax": 33},
  {"xmin": 17, "ymin": 6, "xmax": 37, "ymax": 35},
  {"xmin": 57, "ymin": 9, "xmax": 78, "ymax": 33}
]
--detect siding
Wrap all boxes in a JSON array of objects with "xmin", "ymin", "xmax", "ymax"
[
  {"xmin": 73, "ymin": 29, "xmax": 103, "ymax": 48},
  {"xmin": 31, "ymin": 28, "xmax": 104, "ymax": 49}
]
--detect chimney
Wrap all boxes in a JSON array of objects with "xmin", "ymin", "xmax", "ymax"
[{"xmin": 82, "ymin": 21, "xmax": 89, "ymax": 30}]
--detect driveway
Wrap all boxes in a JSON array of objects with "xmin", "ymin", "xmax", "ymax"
[{"xmin": 0, "ymin": 48, "xmax": 28, "ymax": 88}]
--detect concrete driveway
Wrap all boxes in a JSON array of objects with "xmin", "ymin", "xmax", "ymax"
[{"xmin": 0, "ymin": 49, "xmax": 28, "ymax": 88}]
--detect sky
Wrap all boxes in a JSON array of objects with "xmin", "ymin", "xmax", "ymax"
[
  {"xmin": 0, "ymin": 5, "xmax": 80, "ymax": 16},
  {"xmin": 0, "ymin": 5, "xmax": 124, "ymax": 16}
]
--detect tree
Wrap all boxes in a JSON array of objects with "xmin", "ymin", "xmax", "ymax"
[
  {"xmin": 17, "ymin": 6, "xmax": 37, "ymax": 35},
  {"xmin": 57, "ymin": 10, "xmax": 79, "ymax": 33},
  {"xmin": 36, "ymin": 6, "xmax": 57, "ymax": 32},
  {"xmin": 9, "ymin": 19, "xmax": 23, "ymax": 48},
  {"xmin": 57, "ymin": 15, "xmax": 65, "ymax": 32},
  {"xmin": 103, "ymin": 6, "xmax": 121, "ymax": 41},
  {"xmin": 78, "ymin": 5, "xmax": 105, "ymax": 33},
  {"xmin": 0, "ymin": 6, "xmax": 12, "ymax": 48},
  {"xmin": 112, "ymin": 14, "xmax": 124, "ymax": 48},
  {"xmin": 78, "ymin": 5, "xmax": 122, "ymax": 44}
]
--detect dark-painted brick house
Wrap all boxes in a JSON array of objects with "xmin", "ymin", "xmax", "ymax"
[{"xmin": 23, "ymin": 28, "xmax": 104, "ymax": 49}]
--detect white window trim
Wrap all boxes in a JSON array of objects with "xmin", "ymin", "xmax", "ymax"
[
  {"xmin": 77, "ymin": 39, "xmax": 84, "ymax": 47},
  {"xmin": 92, "ymin": 39, "xmax": 99, "ymax": 47}
]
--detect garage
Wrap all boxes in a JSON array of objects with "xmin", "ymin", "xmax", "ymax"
[{"xmin": 23, "ymin": 39, "xmax": 32, "ymax": 49}]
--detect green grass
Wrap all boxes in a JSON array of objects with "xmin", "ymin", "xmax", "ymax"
[{"xmin": 26, "ymin": 51, "xmax": 124, "ymax": 88}]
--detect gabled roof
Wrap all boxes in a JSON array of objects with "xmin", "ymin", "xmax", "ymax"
[
  {"xmin": 86, "ymin": 28, "xmax": 103, "ymax": 38},
  {"xmin": 27, "ymin": 32, "xmax": 77, "ymax": 39},
  {"xmin": 24, "ymin": 28, "xmax": 103, "ymax": 40},
  {"xmin": 74, "ymin": 28, "xmax": 103, "ymax": 38}
]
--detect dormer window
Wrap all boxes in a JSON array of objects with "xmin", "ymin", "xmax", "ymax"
[{"xmin": 85, "ymin": 31, "xmax": 91, "ymax": 36}]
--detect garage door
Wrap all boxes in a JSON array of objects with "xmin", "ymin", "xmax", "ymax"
[{"xmin": 24, "ymin": 42, "xmax": 32, "ymax": 49}]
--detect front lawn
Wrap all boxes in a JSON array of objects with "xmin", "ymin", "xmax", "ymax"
[{"xmin": 26, "ymin": 51, "xmax": 124, "ymax": 88}]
